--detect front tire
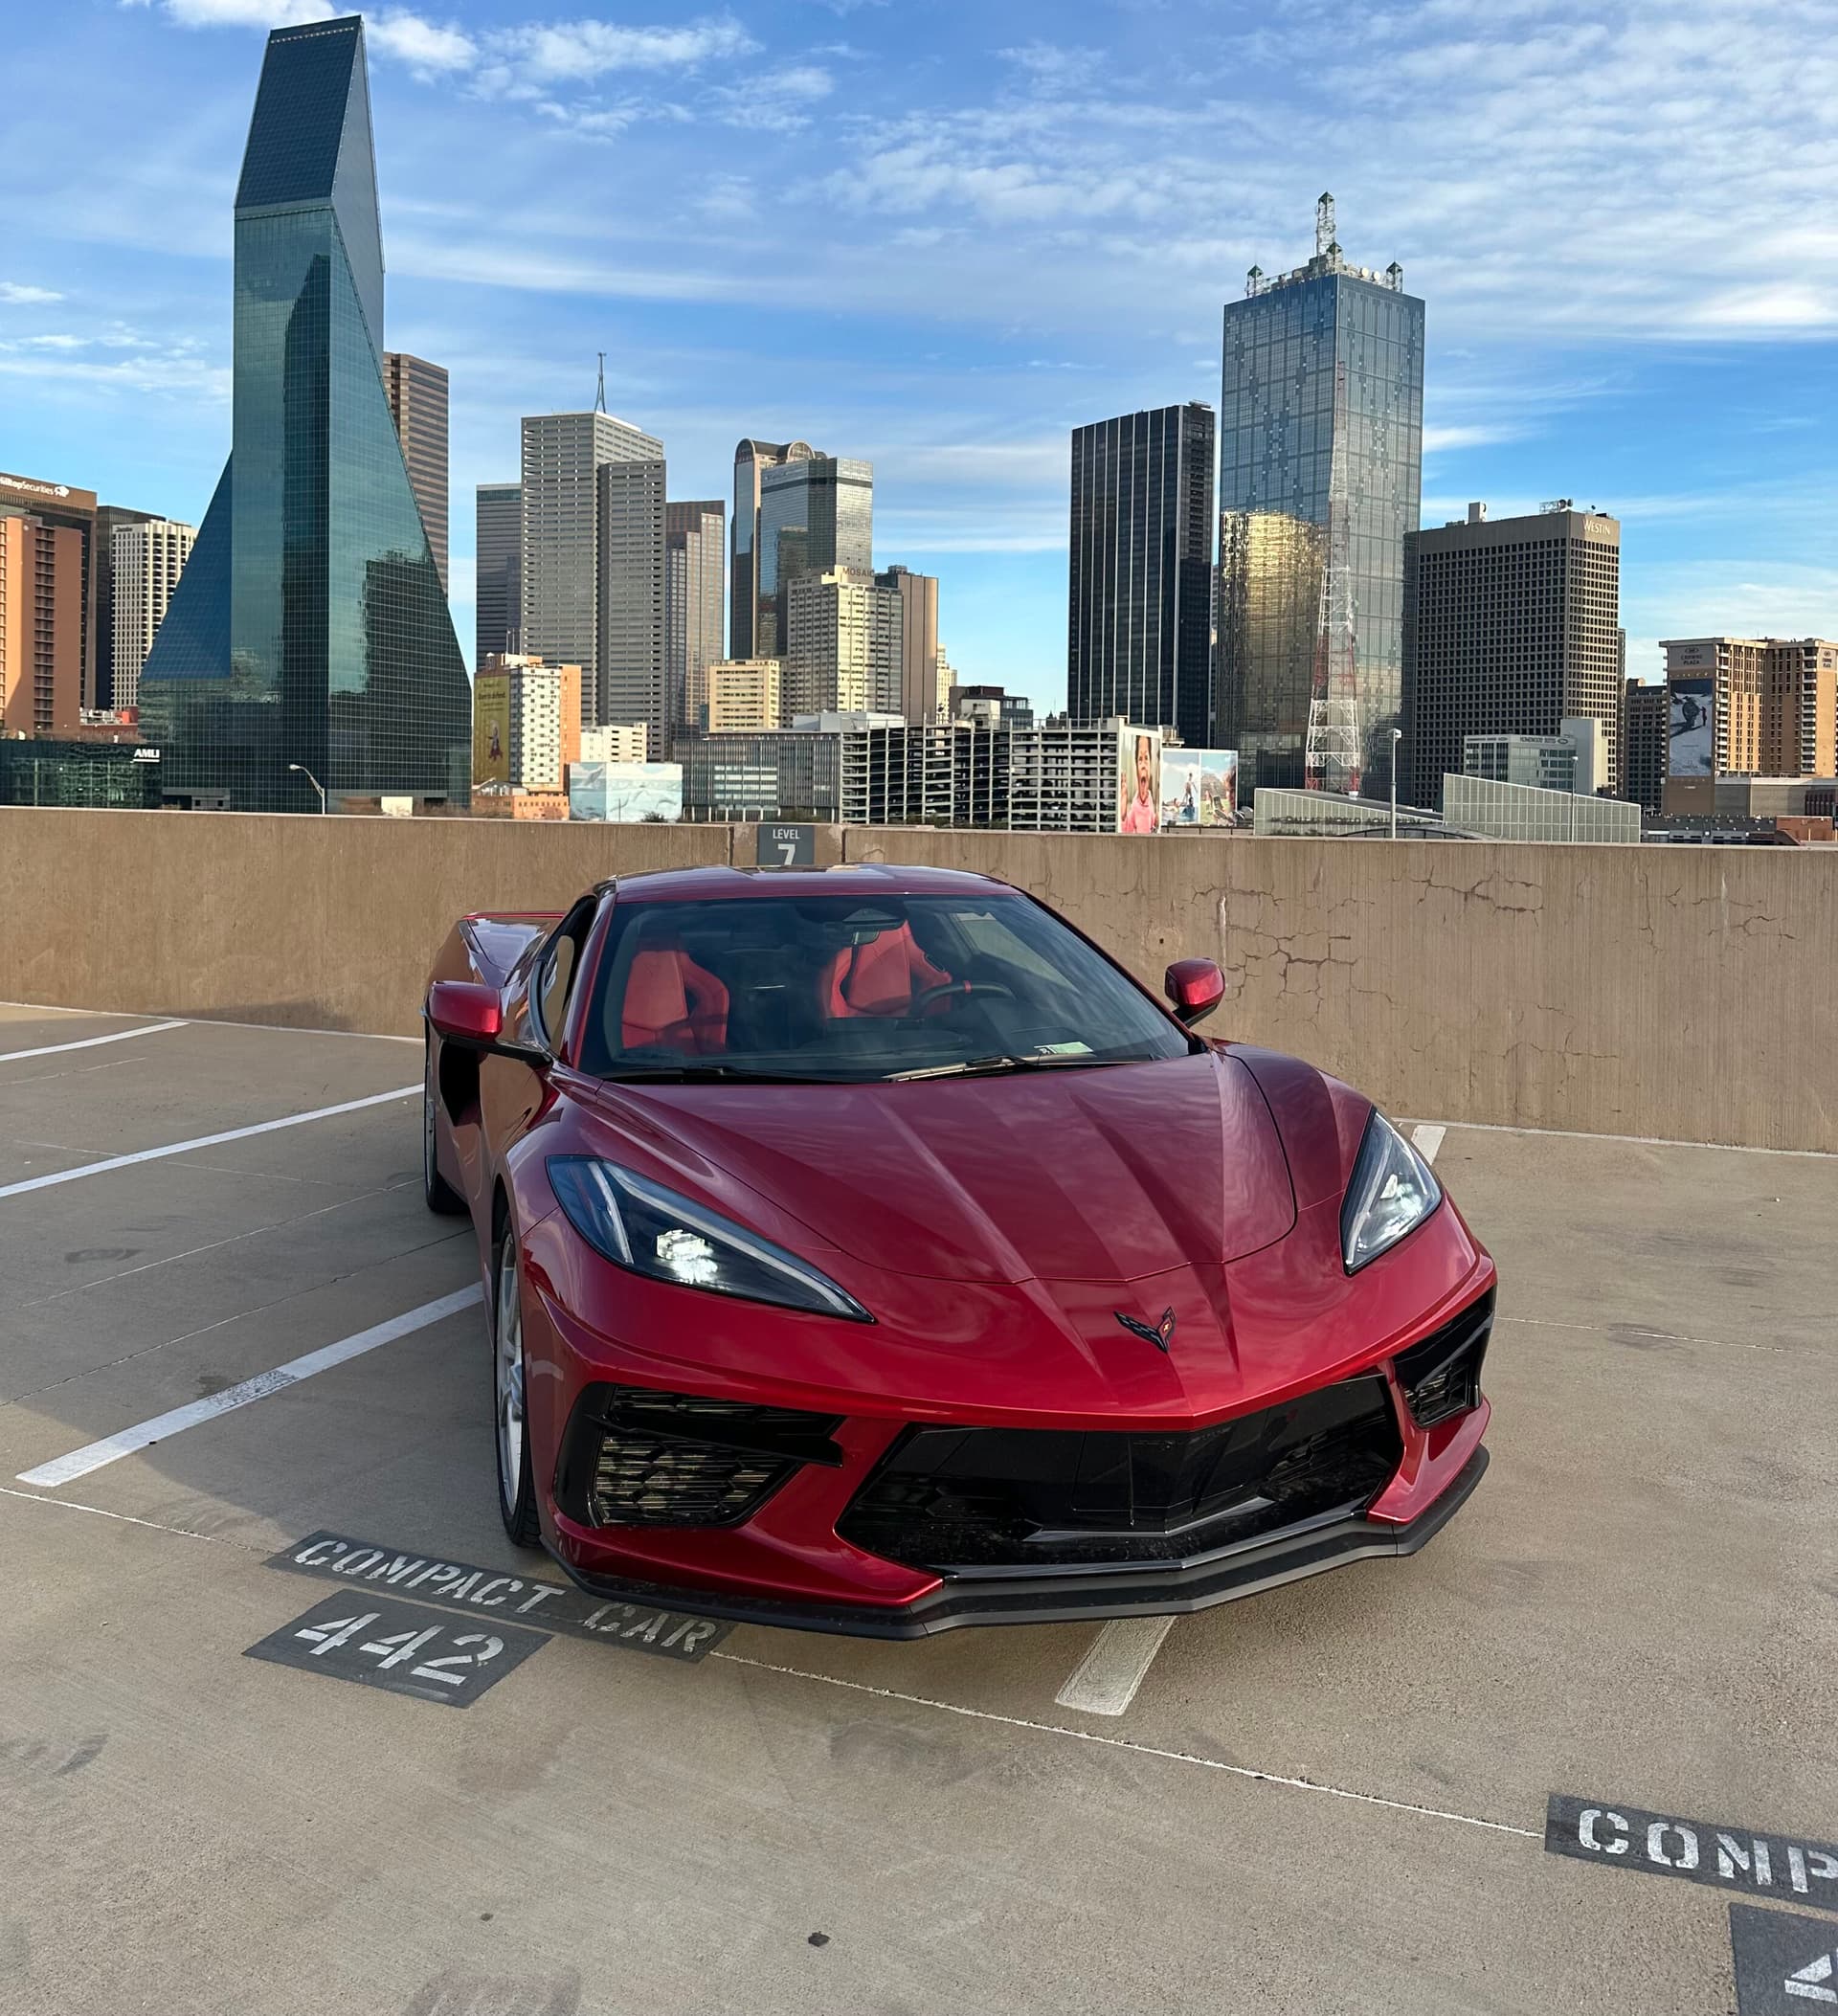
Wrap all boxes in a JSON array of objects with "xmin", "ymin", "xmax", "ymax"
[
  {"xmin": 422, "ymin": 1033, "xmax": 466, "ymax": 1216},
  {"xmin": 493, "ymin": 1223, "xmax": 542, "ymax": 1549}
]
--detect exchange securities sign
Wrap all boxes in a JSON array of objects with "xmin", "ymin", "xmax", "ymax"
[
  {"xmin": 1669, "ymin": 677, "xmax": 1715, "ymax": 777},
  {"xmin": 1159, "ymin": 749, "xmax": 1239, "ymax": 829}
]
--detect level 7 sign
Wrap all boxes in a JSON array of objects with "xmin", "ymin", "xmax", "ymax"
[{"xmin": 246, "ymin": 1594, "xmax": 547, "ymax": 1708}]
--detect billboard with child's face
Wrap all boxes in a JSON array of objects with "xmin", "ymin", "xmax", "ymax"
[
  {"xmin": 1116, "ymin": 728, "xmax": 1161, "ymax": 833},
  {"xmin": 1159, "ymin": 749, "xmax": 1240, "ymax": 829}
]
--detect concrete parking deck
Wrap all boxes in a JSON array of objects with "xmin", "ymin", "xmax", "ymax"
[{"xmin": 2, "ymin": 1001, "xmax": 1833, "ymax": 2016}]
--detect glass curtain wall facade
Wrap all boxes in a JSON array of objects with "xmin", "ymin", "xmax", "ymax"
[
  {"xmin": 1067, "ymin": 404, "xmax": 1216, "ymax": 746},
  {"xmin": 665, "ymin": 499, "xmax": 725, "ymax": 739},
  {"xmin": 1218, "ymin": 250, "xmax": 1423, "ymax": 795},
  {"xmin": 139, "ymin": 17, "xmax": 470, "ymax": 812},
  {"xmin": 475, "ymin": 482, "xmax": 521, "ymax": 665},
  {"xmin": 754, "ymin": 456, "xmax": 873, "ymax": 660},
  {"xmin": 731, "ymin": 440, "xmax": 815, "ymax": 661}
]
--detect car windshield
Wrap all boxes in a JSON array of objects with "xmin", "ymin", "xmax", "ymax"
[{"xmin": 577, "ymin": 892, "xmax": 1198, "ymax": 1084}]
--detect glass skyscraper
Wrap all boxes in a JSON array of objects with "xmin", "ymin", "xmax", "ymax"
[
  {"xmin": 731, "ymin": 442, "xmax": 872, "ymax": 661},
  {"xmin": 1067, "ymin": 403, "xmax": 1216, "ymax": 746},
  {"xmin": 139, "ymin": 17, "xmax": 471, "ymax": 813},
  {"xmin": 1217, "ymin": 207, "xmax": 1423, "ymax": 794}
]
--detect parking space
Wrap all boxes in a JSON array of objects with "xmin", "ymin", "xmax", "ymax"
[{"xmin": 3, "ymin": 1013, "xmax": 1834, "ymax": 2015}]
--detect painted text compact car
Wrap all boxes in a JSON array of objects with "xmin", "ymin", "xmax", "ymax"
[{"xmin": 422, "ymin": 864, "xmax": 1493, "ymax": 1636}]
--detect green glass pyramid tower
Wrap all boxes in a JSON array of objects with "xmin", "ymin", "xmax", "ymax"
[{"xmin": 140, "ymin": 16, "xmax": 471, "ymax": 812}]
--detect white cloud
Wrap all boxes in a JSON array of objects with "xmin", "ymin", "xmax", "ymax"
[
  {"xmin": 717, "ymin": 64, "xmax": 834, "ymax": 132},
  {"xmin": 0, "ymin": 281, "xmax": 65, "ymax": 305},
  {"xmin": 369, "ymin": 12, "xmax": 477, "ymax": 74},
  {"xmin": 492, "ymin": 16, "xmax": 757, "ymax": 83}
]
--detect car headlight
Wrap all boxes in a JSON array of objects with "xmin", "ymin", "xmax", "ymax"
[
  {"xmin": 1341, "ymin": 1111, "xmax": 1443, "ymax": 1273},
  {"xmin": 548, "ymin": 1157, "xmax": 872, "ymax": 1322}
]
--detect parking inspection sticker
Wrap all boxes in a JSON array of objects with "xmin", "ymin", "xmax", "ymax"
[
  {"xmin": 246, "ymin": 1594, "xmax": 547, "ymax": 1708},
  {"xmin": 269, "ymin": 1530, "xmax": 731, "ymax": 1662},
  {"xmin": 1546, "ymin": 1795, "xmax": 1838, "ymax": 1912}
]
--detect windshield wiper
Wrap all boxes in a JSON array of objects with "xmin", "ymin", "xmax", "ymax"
[
  {"xmin": 885, "ymin": 1052, "xmax": 1119, "ymax": 1082},
  {"xmin": 601, "ymin": 1064, "xmax": 817, "ymax": 1085}
]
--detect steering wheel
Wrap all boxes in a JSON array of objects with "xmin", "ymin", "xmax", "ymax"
[{"xmin": 905, "ymin": 980, "xmax": 1015, "ymax": 1017}]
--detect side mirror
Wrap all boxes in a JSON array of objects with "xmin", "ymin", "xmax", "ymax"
[
  {"xmin": 1164, "ymin": 957, "xmax": 1225, "ymax": 1028},
  {"xmin": 427, "ymin": 979, "xmax": 505, "ymax": 1046}
]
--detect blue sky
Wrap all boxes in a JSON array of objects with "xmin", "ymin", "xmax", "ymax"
[{"xmin": 4, "ymin": 0, "xmax": 1834, "ymax": 706}]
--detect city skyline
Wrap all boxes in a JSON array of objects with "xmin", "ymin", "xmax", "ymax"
[{"xmin": 3, "ymin": 1, "xmax": 1834, "ymax": 713}]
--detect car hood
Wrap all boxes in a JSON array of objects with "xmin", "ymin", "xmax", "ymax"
[{"xmin": 576, "ymin": 1051, "xmax": 1296, "ymax": 1287}]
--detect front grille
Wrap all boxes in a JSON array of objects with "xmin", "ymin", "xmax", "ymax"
[
  {"xmin": 836, "ymin": 1377, "xmax": 1403, "ymax": 1571},
  {"xmin": 557, "ymin": 1384, "xmax": 843, "ymax": 1531},
  {"xmin": 1392, "ymin": 1290, "xmax": 1493, "ymax": 1427}
]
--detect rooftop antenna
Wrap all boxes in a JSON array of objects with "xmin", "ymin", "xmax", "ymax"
[
  {"xmin": 1315, "ymin": 191, "xmax": 1335, "ymax": 258},
  {"xmin": 594, "ymin": 351, "xmax": 607, "ymax": 415}
]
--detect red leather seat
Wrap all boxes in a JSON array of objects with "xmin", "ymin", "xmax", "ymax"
[
  {"xmin": 824, "ymin": 925, "xmax": 953, "ymax": 1019},
  {"xmin": 621, "ymin": 947, "xmax": 729, "ymax": 1054}
]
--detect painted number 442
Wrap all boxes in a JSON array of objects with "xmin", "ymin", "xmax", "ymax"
[{"xmin": 296, "ymin": 1612, "xmax": 502, "ymax": 1688}]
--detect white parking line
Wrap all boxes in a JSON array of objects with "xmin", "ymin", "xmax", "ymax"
[
  {"xmin": 1055, "ymin": 1615, "xmax": 1177, "ymax": 1717},
  {"xmin": 15, "ymin": 1285, "xmax": 483, "ymax": 1488},
  {"xmin": 1411, "ymin": 1124, "xmax": 1446, "ymax": 1165},
  {"xmin": 0, "ymin": 1084, "xmax": 419, "ymax": 1200},
  {"xmin": 0, "ymin": 1019, "xmax": 187, "ymax": 1064}
]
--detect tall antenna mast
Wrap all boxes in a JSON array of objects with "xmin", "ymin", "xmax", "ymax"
[
  {"xmin": 594, "ymin": 351, "xmax": 607, "ymax": 414},
  {"xmin": 1315, "ymin": 191, "xmax": 1335, "ymax": 258}
]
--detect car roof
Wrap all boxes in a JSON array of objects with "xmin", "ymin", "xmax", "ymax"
[{"xmin": 611, "ymin": 862, "xmax": 1013, "ymax": 904}]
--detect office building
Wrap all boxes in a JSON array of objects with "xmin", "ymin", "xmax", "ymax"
[
  {"xmin": 681, "ymin": 727, "xmax": 843, "ymax": 823},
  {"xmin": 521, "ymin": 411, "xmax": 662, "ymax": 712},
  {"xmin": 742, "ymin": 449, "xmax": 872, "ymax": 660},
  {"xmin": 0, "ymin": 512, "xmax": 84, "ymax": 737},
  {"xmin": 732, "ymin": 439, "xmax": 815, "ymax": 659},
  {"xmin": 1219, "ymin": 198, "xmax": 1423, "ymax": 795},
  {"xmin": 1462, "ymin": 718, "xmax": 1609, "ymax": 796},
  {"xmin": 1, "ymin": 472, "xmax": 101, "ymax": 707},
  {"xmin": 1068, "ymin": 404, "xmax": 1216, "ymax": 746},
  {"xmin": 579, "ymin": 723, "xmax": 649, "ymax": 765},
  {"xmin": 665, "ymin": 500, "xmax": 725, "ymax": 737},
  {"xmin": 92, "ymin": 504, "xmax": 159, "ymax": 709},
  {"xmin": 384, "ymin": 352, "xmax": 449, "ymax": 593},
  {"xmin": 785, "ymin": 568, "xmax": 904, "ymax": 721},
  {"xmin": 706, "ymin": 658, "xmax": 782, "ymax": 732},
  {"xmin": 0, "ymin": 738, "xmax": 163, "ymax": 809},
  {"xmin": 475, "ymin": 483, "xmax": 521, "ymax": 666},
  {"xmin": 1659, "ymin": 638, "xmax": 1838, "ymax": 793},
  {"xmin": 138, "ymin": 18, "xmax": 471, "ymax": 812},
  {"xmin": 472, "ymin": 653, "xmax": 582, "ymax": 794},
  {"xmin": 596, "ymin": 457, "xmax": 666, "ymax": 753},
  {"xmin": 1623, "ymin": 680, "xmax": 1669, "ymax": 815},
  {"xmin": 110, "ymin": 518, "xmax": 195, "ymax": 710},
  {"xmin": 879, "ymin": 565, "xmax": 944, "ymax": 721},
  {"xmin": 1401, "ymin": 503, "xmax": 1622, "ymax": 808}
]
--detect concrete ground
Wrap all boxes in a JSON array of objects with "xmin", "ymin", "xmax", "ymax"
[{"xmin": 1, "ymin": 999, "xmax": 1833, "ymax": 2016}]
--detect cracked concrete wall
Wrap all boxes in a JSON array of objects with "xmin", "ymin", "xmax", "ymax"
[
  {"xmin": 2, "ymin": 808, "xmax": 1829, "ymax": 1151},
  {"xmin": 843, "ymin": 829, "xmax": 1838, "ymax": 1154}
]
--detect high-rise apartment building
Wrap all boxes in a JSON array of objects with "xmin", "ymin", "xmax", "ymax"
[
  {"xmin": 139, "ymin": 18, "xmax": 471, "ymax": 812},
  {"xmin": 520, "ymin": 412, "xmax": 662, "ymax": 719},
  {"xmin": 785, "ymin": 568, "xmax": 906, "ymax": 722},
  {"xmin": 665, "ymin": 499, "xmax": 725, "ymax": 736},
  {"xmin": 384, "ymin": 352, "xmax": 449, "ymax": 594},
  {"xmin": 732, "ymin": 439, "xmax": 815, "ymax": 660},
  {"xmin": 92, "ymin": 504, "xmax": 158, "ymax": 709},
  {"xmin": 706, "ymin": 658, "xmax": 782, "ymax": 732},
  {"xmin": 472, "ymin": 653, "xmax": 582, "ymax": 794},
  {"xmin": 1219, "ymin": 199, "xmax": 1423, "ymax": 795},
  {"xmin": 579, "ymin": 723, "xmax": 649, "ymax": 764},
  {"xmin": 475, "ymin": 482, "xmax": 521, "ymax": 665},
  {"xmin": 1401, "ymin": 504, "xmax": 1622, "ymax": 807},
  {"xmin": 0, "ymin": 512, "xmax": 84, "ymax": 737},
  {"xmin": 0, "ymin": 473, "xmax": 100, "ymax": 706},
  {"xmin": 878, "ymin": 565, "xmax": 943, "ymax": 722},
  {"xmin": 111, "ymin": 517, "xmax": 195, "ymax": 709},
  {"xmin": 597, "ymin": 457, "xmax": 666, "ymax": 754},
  {"xmin": 1067, "ymin": 404, "xmax": 1216, "ymax": 746},
  {"xmin": 1660, "ymin": 637, "xmax": 1838, "ymax": 784},
  {"xmin": 734, "ymin": 443, "xmax": 873, "ymax": 660},
  {"xmin": 1623, "ymin": 680, "xmax": 1670, "ymax": 815}
]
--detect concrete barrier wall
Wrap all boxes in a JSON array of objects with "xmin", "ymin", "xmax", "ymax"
[{"xmin": 3, "ymin": 806, "xmax": 1831, "ymax": 1151}]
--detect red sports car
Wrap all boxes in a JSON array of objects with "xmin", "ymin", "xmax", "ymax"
[{"xmin": 423, "ymin": 864, "xmax": 1492, "ymax": 1637}]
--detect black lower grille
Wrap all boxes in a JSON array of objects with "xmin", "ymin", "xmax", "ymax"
[
  {"xmin": 1392, "ymin": 1290, "xmax": 1493, "ymax": 1427},
  {"xmin": 556, "ymin": 1385, "xmax": 843, "ymax": 1530},
  {"xmin": 836, "ymin": 1377, "xmax": 1403, "ymax": 1571}
]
